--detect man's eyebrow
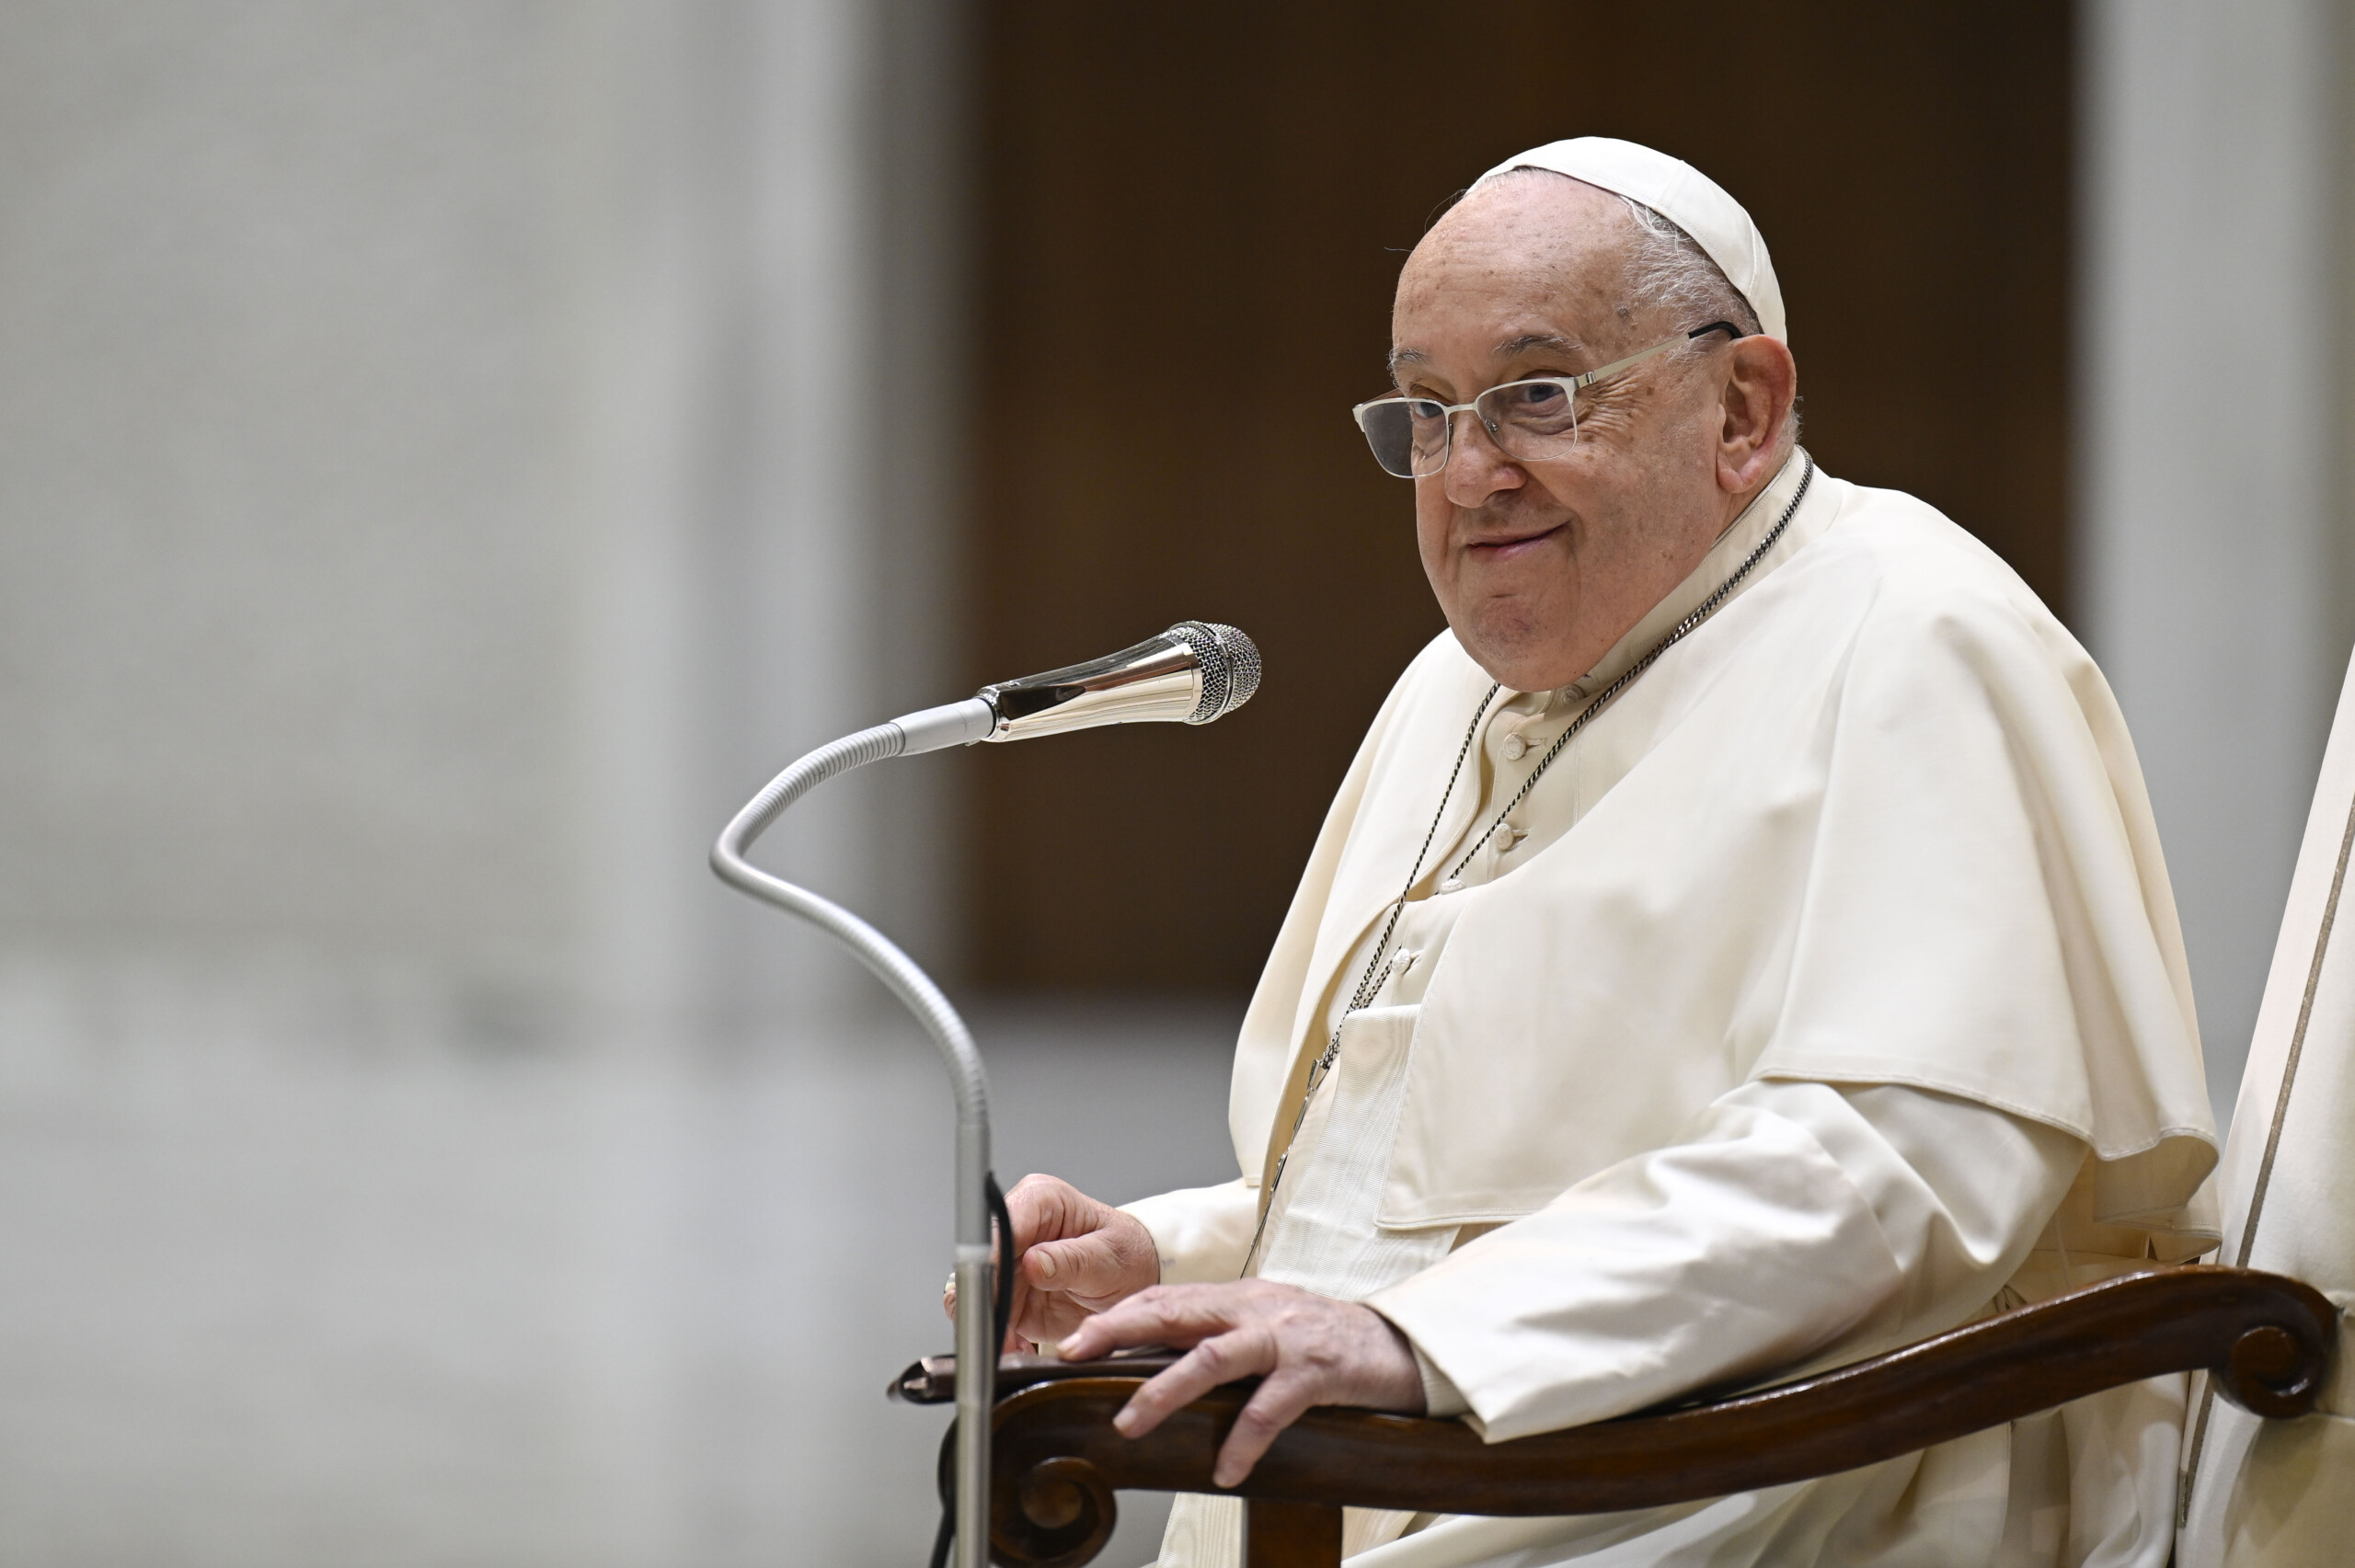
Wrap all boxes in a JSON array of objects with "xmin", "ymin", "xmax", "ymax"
[
  {"xmin": 1385, "ymin": 334, "xmax": 1584, "ymax": 378},
  {"xmin": 1497, "ymin": 333, "xmax": 1580, "ymax": 357}
]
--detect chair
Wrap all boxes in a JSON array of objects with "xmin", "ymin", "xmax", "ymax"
[
  {"xmin": 902, "ymin": 653, "xmax": 2355, "ymax": 1568},
  {"xmin": 2175, "ymin": 648, "xmax": 2355, "ymax": 1566}
]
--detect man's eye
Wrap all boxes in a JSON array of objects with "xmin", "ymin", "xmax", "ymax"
[{"xmin": 1484, "ymin": 382, "xmax": 1572, "ymax": 422}]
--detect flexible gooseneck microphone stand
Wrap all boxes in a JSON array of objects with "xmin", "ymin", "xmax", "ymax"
[
  {"xmin": 712, "ymin": 696, "xmax": 1002, "ymax": 1568},
  {"xmin": 710, "ymin": 623, "xmax": 1260, "ymax": 1568}
]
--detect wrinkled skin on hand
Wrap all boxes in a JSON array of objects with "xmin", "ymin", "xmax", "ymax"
[
  {"xmin": 941, "ymin": 1173, "xmax": 1161, "ymax": 1351},
  {"xmin": 1059, "ymin": 1277, "xmax": 1426, "ymax": 1488},
  {"xmin": 940, "ymin": 1176, "xmax": 1427, "ymax": 1485}
]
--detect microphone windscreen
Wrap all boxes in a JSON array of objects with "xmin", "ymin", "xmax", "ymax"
[{"xmin": 1165, "ymin": 622, "xmax": 1262, "ymax": 724}]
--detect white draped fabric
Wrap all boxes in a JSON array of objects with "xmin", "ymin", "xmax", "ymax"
[
  {"xmin": 2177, "ymin": 647, "xmax": 2355, "ymax": 1566},
  {"xmin": 1124, "ymin": 454, "xmax": 2218, "ymax": 1566}
]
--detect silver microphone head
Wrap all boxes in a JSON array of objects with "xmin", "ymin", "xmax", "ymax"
[
  {"xmin": 977, "ymin": 621, "xmax": 1262, "ymax": 742},
  {"xmin": 1163, "ymin": 620, "xmax": 1263, "ymax": 724}
]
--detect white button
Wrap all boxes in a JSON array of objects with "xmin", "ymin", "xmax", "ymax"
[
  {"xmin": 1500, "ymin": 731, "xmax": 1529, "ymax": 761},
  {"xmin": 1438, "ymin": 876, "xmax": 1463, "ymax": 895},
  {"xmin": 1389, "ymin": 948, "xmax": 1418, "ymax": 975},
  {"xmin": 1502, "ymin": 824, "xmax": 1527, "ymax": 850}
]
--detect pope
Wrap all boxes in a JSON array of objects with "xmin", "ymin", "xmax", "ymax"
[{"xmin": 958, "ymin": 139, "xmax": 2218, "ymax": 1568}]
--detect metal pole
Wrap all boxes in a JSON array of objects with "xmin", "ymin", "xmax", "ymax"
[{"xmin": 710, "ymin": 700, "xmax": 998, "ymax": 1568}]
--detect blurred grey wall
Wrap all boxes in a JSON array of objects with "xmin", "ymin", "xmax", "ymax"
[
  {"xmin": 0, "ymin": 6, "xmax": 1240, "ymax": 1568},
  {"xmin": 2080, "ymin": 0, "xmax": 2354, "ymax": 1124},
  {"xmin": 0, "ymin": 0, "xmax": 968, "ymax": 1044}
]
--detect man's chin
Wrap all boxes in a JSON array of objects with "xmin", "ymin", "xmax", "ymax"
[{"xmin": 1453, "ymin": 612, "xmax": 1583, "ymax": 693}]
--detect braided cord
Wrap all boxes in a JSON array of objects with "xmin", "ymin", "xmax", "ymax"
[
  {"xmin": 1238, "ymin": 684, "xmax": 1496, "ymax": 1275},
  {"xmin": 1334, "ymin": 690, "xmax": 1499, "ymax": 1033}
]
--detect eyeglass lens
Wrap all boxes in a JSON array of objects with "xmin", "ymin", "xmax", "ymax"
[{"xmin": 1358, "ymin": 379, "xmax": 1582, "ymax": 478}]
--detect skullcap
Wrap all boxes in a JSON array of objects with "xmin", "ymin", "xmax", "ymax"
[{"xmin": 1472, "ymin": 138, "xmax": 1786, "ymax": 343}]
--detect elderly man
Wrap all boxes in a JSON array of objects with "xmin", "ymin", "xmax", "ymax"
[{"xmin": 977, "ymin": 140, "xmax": 2217, "ymax": 1567}]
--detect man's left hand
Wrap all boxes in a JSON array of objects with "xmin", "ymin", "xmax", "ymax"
[{"xmin": 1056, "ymin": 1278, "xmax": 1427, "ymax": 1487}]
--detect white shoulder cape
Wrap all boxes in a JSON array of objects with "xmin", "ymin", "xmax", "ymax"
[{"xmin": 1227, "ymin": 475, "xmax": 2216, "ymax": 1242}]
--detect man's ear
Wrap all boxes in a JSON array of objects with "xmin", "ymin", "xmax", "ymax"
[{"xmin": 1716, "ymin": 336, "xmax": 1798, "ymax": 494}]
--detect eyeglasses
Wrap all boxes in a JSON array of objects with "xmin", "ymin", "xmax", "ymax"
[{"xmin": 1351, "ymin": 321, "xmax": 1744, "ymax": 478}]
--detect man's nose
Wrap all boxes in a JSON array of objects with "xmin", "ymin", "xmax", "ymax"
[{"xmin": 1442, "ymin": 409, "xmax": 1522, "ymax": 504}]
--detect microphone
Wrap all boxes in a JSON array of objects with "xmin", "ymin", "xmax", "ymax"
[
  {"xmin": 891, "ymin": 621, "xmax": 1262, "ymax": 754},
  {"xmin": 709, "ymin": 617, "xmax": 1257, "ymax": 1568}
]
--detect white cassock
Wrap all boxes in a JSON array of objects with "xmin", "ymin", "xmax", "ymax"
[{"xmin": 1123, "ymin": 451, "xmax": 2220, "ymax": 1567}]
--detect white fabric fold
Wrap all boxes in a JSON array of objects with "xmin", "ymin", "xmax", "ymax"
[
  {"xmin": 1139, "ymin": 1072, "xmax": 2187, "ymax": 1568},
  {"xmin": 1123, "ymin": 455, "xmax": 2211, "ymax": 1565},
  {"xmin": 1371, "ymin": 1082, "xmax": 2083, "ymax": 1444}
]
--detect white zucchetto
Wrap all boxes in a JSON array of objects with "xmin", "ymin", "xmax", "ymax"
[{"xmin": 1473, "ymin": 137, "xmax": 1787, "ymax": 343}]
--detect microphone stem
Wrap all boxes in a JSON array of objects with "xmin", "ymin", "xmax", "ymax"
[{"xmin": 711, "ymin": 709, "xmax": 996, "ymax": 1568}]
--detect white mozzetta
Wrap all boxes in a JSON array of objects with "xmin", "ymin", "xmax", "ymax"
[{"xmin": 1132, "ymin": 454, "xmax": 2216, "ymax": 1567}]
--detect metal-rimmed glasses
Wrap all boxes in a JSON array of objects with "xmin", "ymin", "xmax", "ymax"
[{"xmin": 1351, "ymin": 320, "xmax": 1744, "ymax": 478}]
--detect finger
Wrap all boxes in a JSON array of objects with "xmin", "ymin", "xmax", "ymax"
[
  {"xmin": 1004, "ymin": 1174, "xmax": 1096, "ymax": 1342},
  {"xmin": 1062, "ymin": 1283, "xmax": 1247, "ymax": 1362},
  {"xmin": 1023, "ymin": 1230, "xmax": 1138, "ymax": 1300},
  {"xmin": 1004, "ymin": 1173, "xmax": 1088, "ymax": 1251},
  {"xmin": 943, "ymin": 1270, "xmax": 1030, "ymax": 1353},
  {"xmin": 1056, "ymin": 1294, "xmax": 1159, "ymax": 1362},
  {"xmin": 1112, "ymin": 1325, "xmax": 1275, "ymax": 1442},
  {"xmin": 1003, "ymin": 1264, "xmax": 1034, "ymax": 1348},
  {"xmin": 1060, "ymin": 1304, "xmax": 1168, "ymax": 1362},
  {"xmin": 1212, "ymin": 1372, "xmax": 1319, "ymax": 1488},
  {"xmin": 1005, "ymin": 1272, "xmax": 1076, "ymax": 1354},
  {"xmin": 1001, "ymin": 1191, "xmax": 1070, "ymax": 1347}
]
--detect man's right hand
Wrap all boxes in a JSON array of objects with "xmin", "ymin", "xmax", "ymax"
[{"xmin": 942, "ymin": 1173, "xmax": 1161, "ymax": 1352}]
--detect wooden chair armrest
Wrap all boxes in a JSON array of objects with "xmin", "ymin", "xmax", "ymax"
[{"xmin": 941, "ymin": 1266, "xmax": 2329, "ymax": 1568}]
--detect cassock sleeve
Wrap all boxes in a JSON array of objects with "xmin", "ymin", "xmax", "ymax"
[
  {"xmin": 1122, "ymin": 1177, "xmax": 1260, "ymax": 1286},
  {"xmin": 1372, "ymin": 1078, "xmax": 2084, "ymax": 1440}
]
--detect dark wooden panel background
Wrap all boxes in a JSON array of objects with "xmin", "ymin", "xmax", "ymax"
[{"xmin": 960, "ymin": 1, "xmax": 2071, "ymax": 996}]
